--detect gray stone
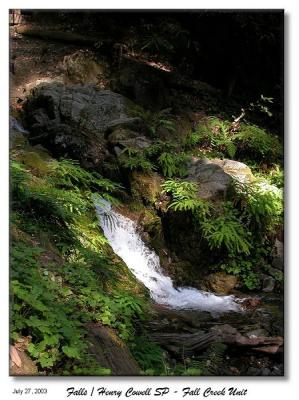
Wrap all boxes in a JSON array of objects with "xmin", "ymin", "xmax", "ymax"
[
  {"xmin": 23, "ymin": 83, "xmax": 138, "ymax": 169},
  {"xmin": 187, "ymin": 157, "xmax": 253, "ymax": 200},
  {"xmin": 262, "ymin": 275, "xmax": 276, "ymax": 292},
  {"xmin": 108, "ymin": 128, "xmax": 152, "ymax": 151},
  {"xmin": 271, "ymin": 239, "xmax": 284, "ymax": 270}
]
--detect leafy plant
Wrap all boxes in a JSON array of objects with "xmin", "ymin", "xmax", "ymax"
[
  {"xmin": 233, "ymin": 180, "xmax": 283, "ymax": 233},
  {"xmin": 131, "ymin": 336, "xmax": 166, "ymax": 375},
  {"xmin": 194, "ymin": 117, "xmax": 236, "ymax": 158},
  {"xmin": 119, "ymin": 147, "xmax": 154, "ymax": 172},
  {"xmin": 187, "ymin": 117, "xmax": 282, "ymax": 162},
  {"xmin": 158, "ymin": 152, "xmax": 188, "ymax": 177},
  {"xmin": 162, "ymin": 179, "xmax": 211, "ymax": 219},
  {"xmin": 235, "ymin": 123, "xmax": 282, "ymax": 161},
  {"xmin": 11, "ymin": 243, "xmax": 88, "ymax": 370},
  {"xmin": 249, "ymin": 94, "xmax": 274, "ymax": 117},
  {"xmin": 139, "ymin": 25, "xmax": 174, "ymax": 54},
  {"xmin": 201, "ymin": 207, "xmax": 251, "ymax": 255},
  {"xmin": 220, "ymin": 257, "xmax": 261, "ymax": 290}
]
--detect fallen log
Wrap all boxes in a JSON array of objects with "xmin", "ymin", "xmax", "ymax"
[
  {"xmin": 151, "ymin": 324, "xmax": 283, "ymax": 356},
  {"xmin": 151, "ymin": 331, "xmax": 217, "ymax": 355},
  {"xmin": 85, "ymin": 323, "xmax": 140, "ymax": 376},
  {"xmin": 15, "ymin": 26, "xmax": 98, "ymax": 46}
]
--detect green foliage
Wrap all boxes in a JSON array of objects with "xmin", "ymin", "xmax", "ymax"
[
  {"xmin": 201, "ymin": 203, "xmax": 251, "ymax": 255},
  {"xmin": 235, "ymin": 123, "xmax": 282, "ymax": 161},
  {"xmin": 11, "ymin": 159, "xmax": 121, "ymax": 227},
  {"xmin": 220, "ymin": 257, "xmax": 261, "ymax": 290},
  {"xmin": 11, "ymin": 243, "xmax": 88, "ymax": 370},
  {"xmin": 131, "ymin": 336, "xmax": 166, "ymax": 375},
  {"xmin": 164, "ymin": 180, "xmax": 251, "ymax": 255},
  {"xmin": 162, "ymin": 179, "xmax": 211, "ymax": 219},
  {"xmin": 184, "ymin": 131, "xmax": 202, "ymax": 149},
  {"xmin": 162, "ymin": 179, "xmax": 198, "ymax": 198},
  {"xmin": 233, "ymin": 180, "xmax": 283, "ymax": 233},
  {"xmin": 188, "ymin": 117, "xmax": 282, "ymax": 162},
  {"xmin": 119, "ymin": 147, "xmax": 154, "ymax": 172},
  {"xmin": 267, "ymin": 165, "xmax": 284, "ymax": 188},
  {"xmin": 158, "ymin": 152, "xmax": 188, "ymax": 177},
  {"xmin": 175, "ymin": 343, "xmax": 227, "ymax": 376},
  {"xmin": 145, "ymin": 140, "xmax": 176, "ymax": 157},
  {"xmin": 194, "ymin": 117, "xmax": 236, "ymax": 158},
  {"xmin": 10, "ymin": 150, "xmax": 148, "ymax": 374}
]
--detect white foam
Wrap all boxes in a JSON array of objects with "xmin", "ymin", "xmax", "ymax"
[{"xmin": 97, "ymin": 207, "xmax": 240, "ymax": 313}]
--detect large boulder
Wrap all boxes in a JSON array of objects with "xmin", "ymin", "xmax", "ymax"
[
  {"xmin": 187, "ymin": 157, "xmax": 254, "ymax": 200},
  {"xmin": 23, "ymin": 82, "xmax": 140, "ymax": 169}
]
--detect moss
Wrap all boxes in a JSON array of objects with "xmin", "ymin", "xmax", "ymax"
[
  {"xmin": 20, "ymin": 149, "xmax": 53, "ymax": 176},
  {"xmin": 130, "ymin": 171, "xmax": 162, "ymax": 205}
]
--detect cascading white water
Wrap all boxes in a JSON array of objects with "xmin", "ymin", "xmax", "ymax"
[{"xmin": 96, "ymin": 201, "xmax": 240, "ymax": 313}]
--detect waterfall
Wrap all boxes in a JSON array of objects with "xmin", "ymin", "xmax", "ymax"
[{"xmin": 96, "ymin": 201, "xmax": 240, "ymax": 313}]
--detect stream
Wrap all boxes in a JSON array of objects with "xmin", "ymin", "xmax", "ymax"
[{"xmin": 96, "ymin": 200, "xmax": 240, "ymax": 314}]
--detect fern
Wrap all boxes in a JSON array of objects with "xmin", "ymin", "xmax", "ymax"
[
  {"xmin": 119, "ymin": 148, "xmax": 154, "ymax": 172},
  {"xmin": 158, "ymin": 152, "xmax": 188, "ymax": 178},
  {"xmin": 233, "ymin": 179, "xmax": 283, "ymax": 233},
  {"xmin": 234, "ymin": 123, "xmax": 282, "ymax": 161},
  {"xmin": 162, "ymin": 179, "xmax": 211, "ymax": 216},
  {"xmin": 201, "ymin": 204, "xmax": 251, "ymax": 255},
  {"xmin": 184, "ymin": 131, "xmax": 201, "ymax": 149},
  {"xmin": 162, "ymin": 179, "xmax": 198, "ymax": 201}
]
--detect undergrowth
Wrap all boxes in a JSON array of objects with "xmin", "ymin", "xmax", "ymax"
[
  {"xmin": 162, "ymin": 176, "xmax": 283, "ymax": 290},
  {"xmin": 10, "ymin": 150, "xmax": 149, "ymax": 375},
  {"xmin": 185, "ymin": 117, "xmax": 282, "ymax": 163}
]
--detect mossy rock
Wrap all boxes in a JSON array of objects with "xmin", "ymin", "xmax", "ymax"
[
  {"xmin": 130, "ymin": 171, "xmax": 162, "ymax": 205},
  {"xmin": 204, "ymin": 272, "xmax": 238, "ymax": 295},
  {"xmin": 62, "ymin": 50, "xmax": 108, "ymax": 85},
  {"xmin": 21, "ymin": 150, "xmax": 52, "ymax": 176},
  {"xmin": 139, "ymin": 209, "xmax": 164, "ymax": 252}
]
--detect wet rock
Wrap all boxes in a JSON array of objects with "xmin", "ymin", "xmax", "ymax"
[
  {"xmin": 245, "ymin": 329, "xmax": 268, "ymax": 339},
  {"xmin": 267, "ymin": 267, "xmax": 283, "ymax": 283},
  {"xmin": 271, "ymin": 239, "xmax": 284, "ymax": 270},
  {"xmin": 205, "ymin": 272, "xmax": 238, "ymax": 295},
  {"xmin": 138, "ymin": 209, "xmax": 165, "ymax": 255},
  {"xmin": 262, "ymin": 275, "xmax": 276, "ymax": 292},
  {"xmin": 246, "ymin": 367, "xmax": 261, "ymax": 376},
  {"xmin": 23, "ymin": 83, "xmax": 138, "ymax": 169},
  {"xmin": 261, "ymin": 367, "xmax": 272, "ymax": 376},
  {"xmin": 187, "ymin": 157, "xmax": 253, "ymax": 200},
  {"xmin": 240, "ymin": 297, "xmax": 262, "ymax": 310},
  {"xmin": 162, "ymin": 209, "xmax": 215, "ymax": 270}
]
